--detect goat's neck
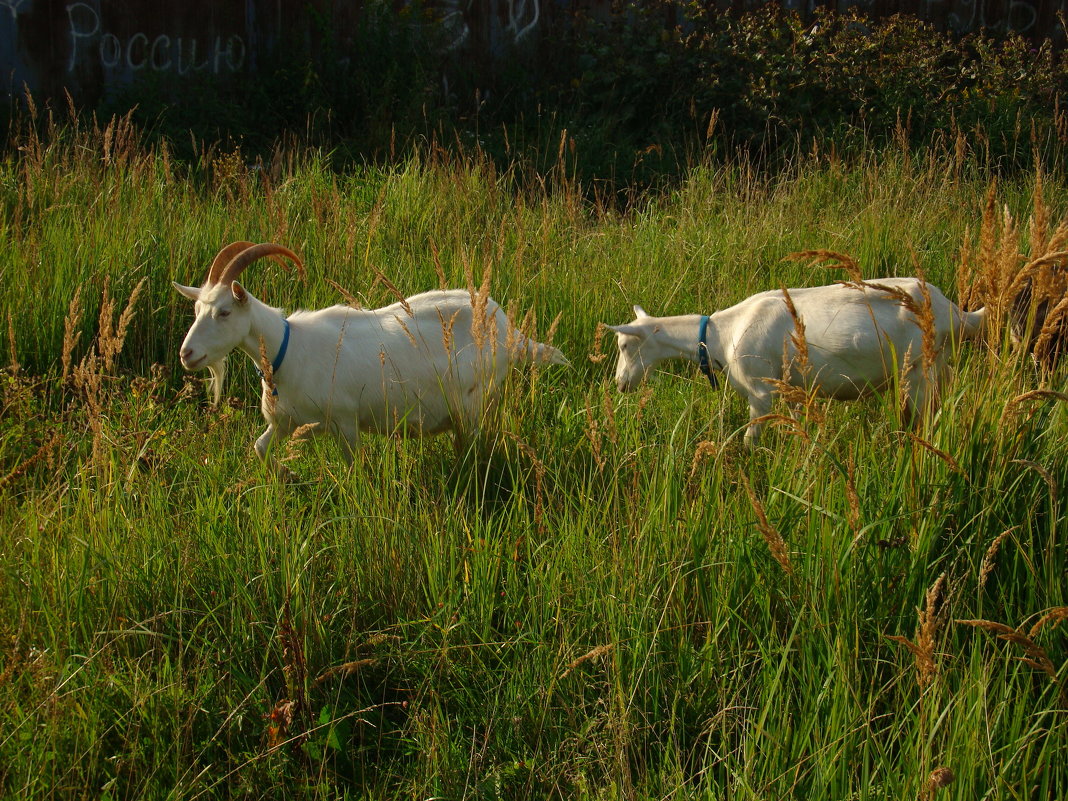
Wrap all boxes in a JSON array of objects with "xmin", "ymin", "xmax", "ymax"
[
  {"xmin": 236, "ymin": 297, "xmax": 290, "ymax": 374},
  {"xmin": 655, "ymin": 315, "xmax": 725, "ymax": 368}
]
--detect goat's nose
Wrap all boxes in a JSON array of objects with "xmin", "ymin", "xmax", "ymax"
[{"xmin": 180, "ymin": 347, "xmax": 194, "ymax": 362}]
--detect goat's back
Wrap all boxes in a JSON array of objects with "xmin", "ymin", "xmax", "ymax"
[{"xmin": 719, "ymin": 277, "xmax": 977, "ymax": 399}]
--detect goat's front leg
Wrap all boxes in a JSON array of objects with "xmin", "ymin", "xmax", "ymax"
[
  {"xmin": 744, "ymin": 389, "xmax": 773, "ymax": 449},
  {"xmin": 335, "ymin": 423, "xmax": 361, "ymax": 465},
  {"xmin": 254, "ymin": 424, "xmax": 278, "ymax": 462}
]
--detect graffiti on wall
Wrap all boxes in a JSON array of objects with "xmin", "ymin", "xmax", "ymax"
[
  {"xmin": 65, "ymin": 2, "xmax": 245, "ymax": 75},
  {"xmin": 436, "ymin": 0, "xmax": 541, "ymax": 51}
]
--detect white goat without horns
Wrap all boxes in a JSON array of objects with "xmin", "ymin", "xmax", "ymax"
[
  {"xmin": 174, "ymin": 241, "xmax": 569, "ymax": 464},
  {"xmin": 607, "ymin": 277, "xmax": 986, "ymax": 447}
]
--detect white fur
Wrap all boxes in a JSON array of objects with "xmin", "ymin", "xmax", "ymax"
[
  {"xmin": 174, "ymin": 280, "xmax": 569, "ymax": 466},
  {"xmin": 608, "ymin": 277, "xmax": 986, "ymax": 447}
]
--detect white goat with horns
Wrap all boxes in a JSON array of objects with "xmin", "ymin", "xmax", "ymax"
[
  {"xmin": 607, "ymin": 276, "xmax": 986, "ymax": 447},
  {"xmin": 174, "ymin": 241, "xmax": 569, "ymax": 466}
]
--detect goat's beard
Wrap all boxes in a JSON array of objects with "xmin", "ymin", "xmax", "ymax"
[{"xmin": 206, "ymin": 358, "xmax": 227, "ymax": 406}]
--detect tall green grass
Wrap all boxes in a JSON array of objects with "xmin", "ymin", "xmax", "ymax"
[{"xmin": 0, "ymin": 117, "xmax": 1066, "ymax": 799}]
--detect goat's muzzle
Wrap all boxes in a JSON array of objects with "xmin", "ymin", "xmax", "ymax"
[{"xmin": 180, "ymin": 348, "xmax": 207, "ymax": 370}]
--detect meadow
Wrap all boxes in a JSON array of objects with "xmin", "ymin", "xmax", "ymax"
[{"xmin": 0, "ymin": 112, "xmax": 1066, "ymax": 799}]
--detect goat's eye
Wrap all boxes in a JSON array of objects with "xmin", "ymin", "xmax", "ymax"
[{"xmin": 217, "ymin": 309, "xmax": 231, "ymax": 319}]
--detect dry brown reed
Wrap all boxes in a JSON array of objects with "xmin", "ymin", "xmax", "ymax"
[
  {"xmin": 1001, "ymin": 388, "xmax": 1068, "ymax": 427},
  {"xmin": 276, "ymin": 600, "xmax": 309, "ymax": 743},
  {"xmin": 1011, "ymin": 459, "xmax": 1058, "ymax": 506},
  {"xmin": 326, "ymin": 278, "xmax": 362, "ymax": 308},
  {"xmin": 957, "ymin": 616, "xmax": 1059, "ymax": 681},
  {"xmin": 786, "ymin": 250, "xmax": 863, "ymax": 283},
  {"xmin": 0, "ymin": 431, "xmax": 61, "ymax": 492},
  {"xmin": 281, "ymin": 422, "xmax": 321, "ymax": 464},
  {"xmin": 979, "ymin": 528, "xmax": 1014, "ymax": 589},
  {"xmin": 101, "ymin": 277, "xmax": 147, "ymax": 374},
  {"xmin": 920, "ymin": 766, "xmax": 956, "ymax": 801},
  {"xmin": 559, "ymin": 643, "xmax": 614, "ymax": 679},
  {"xmin": 749, "ymin": 413, "xmax": 812, "ymax": 443},
  {"xmin": 588, "ymin": 322, "xmax": 609, "ymax": 364},
  {"xmin": 1029, "ymin": 607, "xmax": 1068, "ymax": 639},
  {"xmin": 958, "ymin": 174, "xmax": 1068, "ymax": 368},
  {"xmin": 689, "ymin": 440, "xmax": 719, "ymax": 479},
  {"xmin": 863, "ymin": 277, "xmax": 939, "ymax": 376},
  {"xmin": 463, "ymin": 256, "xmax": 494, "ymax": 351},
  {"xmin": 888, "ymin": 573, "xmax": 947, "ymax": 690},
  {"xmin": 312, "ymin": 658, "xmax": 379, "ymax": 688},
  {"xmin": 739, "ymin": 472, "xmax": 793, "ymax": 576},
  {"xmin": 370, "ymin": 265, "xmax": 413, "ymax": 317},
  {"xmin": 780, "ymin": 285, "xmax": 811, "ymax": 379},
  {"xmin": 430, "ymin": 240, "xmax": 448, "ymax": 289},
  {"xmin": 905, "ymin": 432, "xmax": 963, "ymax": 474},
  {"xmin": 60, "ymin": 287, "xmax": 84, "ymax": 384},
  {"xmin": 258, "ymin": 336, "xmax": 276, "ymax": 415},
  {"xmin": 6, "ymin": 311, "xmax": 16, "ymax": 374},
  {"xmin": 437, "ymin": 307, "xmax": 462, "ymax": 358}
]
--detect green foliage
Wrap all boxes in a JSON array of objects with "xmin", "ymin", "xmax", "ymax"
[{"xmin": 74, "ymin": 3, "xmax": 1068, "ymax": 193}]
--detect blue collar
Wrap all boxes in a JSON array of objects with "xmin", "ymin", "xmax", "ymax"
[
  {"xmin": 697, "ymin": 315, "xmax": 720, "ymax": 388},
  {"xmin": 256, "ymin": 318, "xmax": 290, "ymax": 396}
]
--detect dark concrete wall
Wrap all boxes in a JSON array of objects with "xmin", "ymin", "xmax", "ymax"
[{"xmin": 2, "ymin": 0, "xmax": 1063, "ymax": 106}]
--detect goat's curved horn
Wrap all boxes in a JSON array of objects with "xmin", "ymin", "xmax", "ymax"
[
  {"xmin": 206, "ymin": 241, "xmax": 257, "ymax": 287},
  {"xmin": 216, "ymin": 243, "xmax": 305, "ymax": 288}
]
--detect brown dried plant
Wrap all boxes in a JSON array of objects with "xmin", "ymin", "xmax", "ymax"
[
  {"xmin": 6, "ymin": 311, "xmax": 17, "ymax": 374},
  {"xmin": 905, "ymin": 432, "xmax": 963, "ymax": 474},
  {"xmin": 100, "ymin": 277, "xmax": 147, "ymax": 374},
  {"xmin": 888, "ymin": 573, "xmax": 947, "ymax": 690},
  {"xmin": 1011, "ymin": 459, "xmax": 1058, "ymax": 506},
  {"xmin": 430, "ymin": 239, "xmax": 448, "ymax": 289},
  {"xmin": 281, "ymin": 422, "xmax": 321, "ymax": 464},
  {"xmin": 979, "ymin": 528, "xmax": 1014, "ymax": 589},
  {"xmin": 60, "ymin": 287, "xmax": 84, "ymax": 384},
  {"xmin": 463, "ymin": 255, "xmax": 493, "ymax": 351},
  {"xmin": 739, "ymin": 472, "xmax": 793, "ymax": 576},
  {"xmin": 957, "ymin": 614, "xmax": 1062, "ymax": 682},
  {"xmin": 786, "ymin": 250, "xmax": 863, "ymax": 283},
  {"xmin": 559, "ymin": 643, "xmax": 614, "ymax": 679},
  {"xmin": 920, "ymin": 766, "xmax": 956, "ymax": 801},
  {"xmin": 689, "ymin": 440, "xmax": 719, "ymax": 479},
  {"xmin": 959, "ymin": 174, "xmax": 1068, "ymax": 367},
  {"xmin": 863, "ymin": 277, "xmax": 938, "ymax": 377},
  {"xmin": 749, "ymin": 413, "xmax": 812, "ymax": 443},
  {"xmin": 370, "ymin": 265, "xmax": 412, "ymax": 317},
  {"xmin": 326, "ymin": 278, "xmax": 362, "ymax": 308},
  {"xmin": 258, "ymin": 336, "xmax": 276, "ymax": 415},
  {"xmin": 588, "ymin": 322, "xmax": 609, "ymax": 364},
  {"xmin": 1001, "ymin": 388, "xmax": 1068, "ymax": 427},
  {"xmin": 600, "ymin": 386, "xmax": 618, "ymax": 447},
  {"xmin": 0, "ymin": 431, "xmax": 61, "ymax": 492}
]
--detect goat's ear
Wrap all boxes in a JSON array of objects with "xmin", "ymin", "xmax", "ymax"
[
  {"xmin": 633, "ymin": 305, "xmax": 650, "ymax": 319},
  {"xmin": 607, "ymin": 324, "xmax": 646, "ymax": 339},
  {"xmin": 172, "ymin": 282, "xmax": 201, "ymax": 301},
  {"xmin": 231, "ymin": 281, "xmax": 249, "ymax": 304}
]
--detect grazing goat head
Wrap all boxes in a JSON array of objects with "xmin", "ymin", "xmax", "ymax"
[
  {"xmin": 173, "ymin": 241, "xmax": 304, "ymax": 401},
  {"xmin": 607, "ymin": 305, "xmax": 667, "ymax": 392}
]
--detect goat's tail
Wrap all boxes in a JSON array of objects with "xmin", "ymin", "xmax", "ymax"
[
  {"xmin": 957, "ymin": 306, "xmax": 987, "ymax": 341},
  {"xmin": 512, "ymin": 334, "xmax": 571, "ymax": 368}
]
